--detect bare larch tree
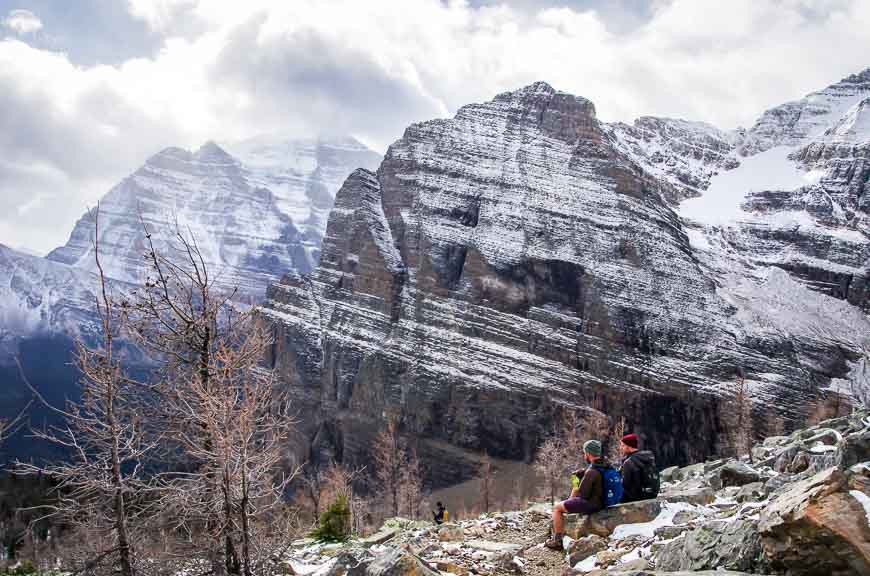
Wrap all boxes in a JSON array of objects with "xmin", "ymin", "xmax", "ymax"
[
  {"xmin": 123, "ymin": 222, "xmax": 296, "ymax": 576},
  {"xmin": 479, "ymin": 454, "xmax": 495, "ymax": 513},
  {"xmin": 373, "ymin": 418, "xmax": 403, "ymax": 519},
  {"xmin": 17, "ymin": 206, "xmax": 153, "ymax": 576},
  {"xmin": 722, "ymin": 372, "xmax": 753, "ymax": 459},
  {"xmin": 399, "ymin": 449, "xmax": 423, "ymax": 520},
  {"xmin": 533, "ymin": 437, "xmax": 564, "ymax": 504}
]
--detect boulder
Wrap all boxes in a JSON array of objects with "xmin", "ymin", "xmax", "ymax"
[
  {"xmin": 788, "ymin": 451, "xmax": 811, "ymax": 474},
  {"xmin": 360, "ymin": 528, "xmax": 400, "ymax": 547},
  {"xmin": 704, "ymin": 459, "xmax": 726, "ymax": 473},
  {"xmin": 716, "ymin": 461, "xmax": 761, "ymax": 488},
  {"xmin": 677, "ymin": 462, "xmax": 706, "ymax": 480},
  {"xmin": 567, "ymin": 534, "xmax": 607, "ymax": 565},
  {"xmin": 654, "ymin": 524, "xmax": 692, "ymax": 539},
  {"xmin": 565, "ymin": 500, "xmax": 662, "ymax": 538},
  {"xmin": 437, "ymin": 524, "xmax": 464, "ymax": 542},
  {"xmin": 327, "ymin": 552, "xmax": 374, "ymax": 576},
  {"xmin": 525, "ymin": 502, "xmax": 552, "ymax": 519},
  {"xmin": 433, "ymin": 561, "xmax": 467, "ymax": 576},
  {"xmin": 367, "ymin": 548, "xmax": 438, "ymax": 576},
  {"xmin": 464, "ymin": 540, "xmax": 523, "ymax": 555},
  {"xmin": 660, "ymin": 466, "xmax": 679, "ymax": 483},
  {"xmin": 838, "ymin": 430, "xmax": 870, "ymax": 470},
  {"xmin": 595, "ymin": 548, "xmax": 632, "ymax": 567},
  {"xmin": 615, "ymin": 558, "xmax": 649, "ymax": 571},
  {"xmin": 491, "ymin": 551, "xmax": 523, "ymax": 574},
  {"xmin": 672, "ymin": 509, "xmax": 702, "ymax": 524},
  {"xmin": 660, "ymin": 486, "xmax": 715, "ymax": 505},
  {"xmin": 764, "ymin": 435, "xmax": 791, "ymax": 447},
  {"xmin": 763, "ymin": 473, "xmax": 797, "ymax": 495},
  {"xmin": 735, "ymin": 482, "xmax": 765, "ymax": 503},
  {"xmin": 758, "ymin": 467, "xmax": 870, "ymax": 575},
  {"xmin": 654, "ymin": 519, "xmax": 766, "ymax": 573},
  {"xmin": 773, "ymin": 445, "xmax": 801, "ymax": 473}
]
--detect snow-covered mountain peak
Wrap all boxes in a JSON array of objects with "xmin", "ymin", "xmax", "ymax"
[
  {"xmin": 739, "ymin": 68, "xmax": 870, "ymax": 155},
  {"xmin": 47, "ymin": 135, "xmax": 381, "ymax": 296},
  {"xmin": 193, "ymin": 140, "xmax": 237, "ymax": 164}
]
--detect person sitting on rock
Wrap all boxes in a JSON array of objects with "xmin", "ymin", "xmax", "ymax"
[
  {"xmin": 545, "ymin": 439, "xmax": 607, "ymax": 550},
  {"xmin": 619, "ymin": 433, "xmax": 660, "ymax": 503},
  {"xmin": 433, "ymin": 501, "xmax": 448, "ymax": 524}
]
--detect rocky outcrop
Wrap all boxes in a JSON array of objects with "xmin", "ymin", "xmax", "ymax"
[
  {"xmin": 608, "ymin": 117, "xmax": 738, "ymax": 203},
  {"xmin": 262, "ymin": 80, "xmax": 870, "ymax": 479},
  {"xmin": 655, "ymin": 519, "xmax": 767, "ymax": 573},
  {"xmin": 279, "ymin": 411, "xmax": 870, "ymax": 576},
  {"xmin": 757, "ymin": 467, "xmax": 870, "ymax": 575}
]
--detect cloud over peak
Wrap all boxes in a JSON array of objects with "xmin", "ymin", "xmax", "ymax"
[
  {"xmin": 1, "ymin": 0, "xmax": 870, "ymax": 255},
  {"xmin": 3, "ymin": 8, "xmax": 42, "ymax": 35}
]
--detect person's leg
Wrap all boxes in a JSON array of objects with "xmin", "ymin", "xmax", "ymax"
[
  {"xmin": 546, "ymin": 502, "xmax": 568, "ymax": 549},
  {"xmin": 552, "ymin": 502, "xmax": 566, "ymax": 535}
]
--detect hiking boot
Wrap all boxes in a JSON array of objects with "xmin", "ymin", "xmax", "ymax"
[{"xmin": 544, "ymin": 533, "xmax": 564, "ymax": 551}]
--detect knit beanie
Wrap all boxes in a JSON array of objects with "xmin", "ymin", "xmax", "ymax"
[
  {"xmin": 583, "ymin": 439, "xmax": 603, "ymax": 457},
  {"xmin": 622, "ymin": 434, "xmax": 639, "ymax": 449}
]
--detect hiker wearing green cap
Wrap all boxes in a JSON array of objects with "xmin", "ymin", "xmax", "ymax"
[{"xmin": 545, "ymin": 439, "xmax": 614, "ymax": 551}]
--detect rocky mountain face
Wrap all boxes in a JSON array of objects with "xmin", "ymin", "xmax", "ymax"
[
  {"xmin": 710, "ymin": 69, "xmax": 870, "ymax": 315},
  {"xmin": 261, "ymin": 73, "xmax": 870, "ymax": 483},
  {"xmin": 274, "ymin": 409, "xmax": 870, "ymax": 576},
  {"xmin": 607, "ymin": 117, "xmax": 739, "ymax": 203},
  {"xmin": 47, "ymin": 137, "xmax": 380, "ymax": 296}
]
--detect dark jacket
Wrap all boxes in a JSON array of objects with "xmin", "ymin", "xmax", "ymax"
[
  {"xmin": 574, "ymin": 460, "xmax": 608, "ymax": 511},
  {"xmin": 621, "ymin": 450, "xmax": 656, "ymax": 503}
]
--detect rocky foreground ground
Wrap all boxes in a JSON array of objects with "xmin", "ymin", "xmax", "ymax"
[{"xmin": 281, "ymin": 410, "xmax": 870, "ymax": 576}]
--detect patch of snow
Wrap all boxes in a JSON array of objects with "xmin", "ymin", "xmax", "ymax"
[
  {"xmin": 803, "ymin": 169, "xmax": 826, "ymax": 184},
  {"xmin": 686, "ymin": 228, "xmax": 712, "ymax": 251},
  {"xmin": 849, "ymin": 490, "xmax": 870, "ymax": 527},
  {"xmin": 573, "ymin": 554, "xmax": 598, "ymax": 572},
  {"xmin": 610, "ymin": 502, "xmax": 696, "ymax": 539},
  {"xmin": 680, "ymin": 146, "xmax": 807, "ymax": 225}
]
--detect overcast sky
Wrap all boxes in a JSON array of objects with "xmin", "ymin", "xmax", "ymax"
[{"xmin": 2, "ymin": 0, "xmax": 870, "ymax": 254}]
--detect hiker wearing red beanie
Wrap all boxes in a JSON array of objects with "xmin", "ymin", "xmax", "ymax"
[{"xmin": 619, "ymin": 433, "xmax": 660, "ymax": 503}]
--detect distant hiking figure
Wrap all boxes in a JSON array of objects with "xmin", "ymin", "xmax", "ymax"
[
  {"xmin": 433, "ymin": 502, "xmax": 448, "ymax": 524},
  {"xmin": 545, "ymin": 439, "xmax": 622, "ymax": 550},
  {"xmin": 619, "ymin": 433, "xmax": 660, "ymax": 503}
]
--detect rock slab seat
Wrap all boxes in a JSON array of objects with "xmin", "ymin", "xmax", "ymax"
[{"xmin": 564, "ymin": 499, "xmax": 662, "ymax": 538}]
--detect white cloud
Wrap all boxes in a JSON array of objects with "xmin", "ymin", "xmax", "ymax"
[
  {"xmin": 1, "ymin": 0, "xmax": 870, "ymax": 255},
  {"xmin": 126, "ymin": 0, "xmax": 196, "ymax": 31},
  {"xmin": 3, "ymin": 9, "xmax": 43, "ymax": 35}
]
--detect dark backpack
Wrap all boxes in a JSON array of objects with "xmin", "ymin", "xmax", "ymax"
[
  {"xmin": 631, "ymin": 453, "xmax": 661, "ymax": 499},
  {"xmin": 594, "ymin": 465, "xmax": 623, "ymax": 508}
]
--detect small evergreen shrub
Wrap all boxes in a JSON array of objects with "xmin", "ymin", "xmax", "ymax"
[
  {"xmin": 1, "ymin": 560, "xmax": 38, "ymax": 575},
  {"xmin": 310, "ymin": 495, "xmax": 351, "ymax": 542}
]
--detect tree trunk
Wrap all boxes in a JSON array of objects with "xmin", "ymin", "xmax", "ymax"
[{"xmin": 240, "ymin": 454, "xmax": 252, "ymax": 576}]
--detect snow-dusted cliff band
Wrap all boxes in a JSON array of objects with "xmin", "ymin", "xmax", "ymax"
[{"xmin": 261, "ymin": 71, "xmax": 870, "ymax": 477}]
